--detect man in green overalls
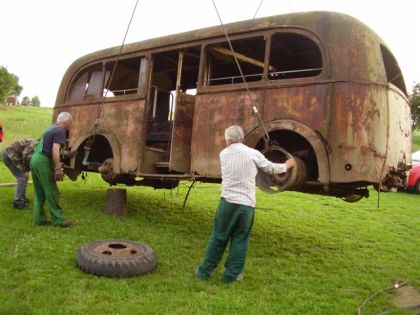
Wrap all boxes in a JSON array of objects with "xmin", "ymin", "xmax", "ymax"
[{"xmin": 30, "ymin": 112, "xmax": 75, "ymax": 227}]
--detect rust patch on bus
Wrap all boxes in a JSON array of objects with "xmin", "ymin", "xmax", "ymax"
[{"xmin": 191, "ymin": 91, "xmax": 262, "ymax": 177}]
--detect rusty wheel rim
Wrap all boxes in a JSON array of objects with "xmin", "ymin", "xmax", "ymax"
[{"xmin": 90, "ymin": 240, "xmax": 146, "ymax": 258}]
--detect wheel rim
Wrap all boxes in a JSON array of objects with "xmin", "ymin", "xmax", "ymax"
[
  {"xmin": 256, "ymin": 145, "xmax": 307, "ymax": 193},
  {"xmin": 90, "ymin": 241, "xmax": 146, "ymax": 258}
]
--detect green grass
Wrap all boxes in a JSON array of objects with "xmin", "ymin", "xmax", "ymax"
[
  {"xmin": 0, "ymin": 105, "xmax": 53, "ymax": 147},
  {"xmin": 0, "ymin": 106, "xmax": 419, "ymax": 314},
  {"xmin": 413, "ymin": 129, "xmax": 420, "ymax": 152}
]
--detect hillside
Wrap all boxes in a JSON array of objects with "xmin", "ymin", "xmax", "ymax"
[{"xmin": 0, "ymin": 105, "xmax": 53, "ymax": 146}]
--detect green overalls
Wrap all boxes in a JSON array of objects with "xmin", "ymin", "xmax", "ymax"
[
  {"xmin": 197, "ymin": 198, "xmax": 255, "ymax": 282},
  {"xmin": 30, "ymin": 132, "xmax": 65, "ymax": 226}
]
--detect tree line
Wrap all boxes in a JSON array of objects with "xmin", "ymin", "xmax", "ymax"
[{"xmin": 0, "ymin": 66, "xmax": 40, "ymax": 106}]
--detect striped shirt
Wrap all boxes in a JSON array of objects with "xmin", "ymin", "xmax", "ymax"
[{"xmin": 220, "ymin": 143, "xmax": 287, "ymax": 207}]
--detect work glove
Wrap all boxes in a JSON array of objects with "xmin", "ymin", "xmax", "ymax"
[{"xmin": 54, "ymin": 169, "xmax": 65, "ymax": 181}]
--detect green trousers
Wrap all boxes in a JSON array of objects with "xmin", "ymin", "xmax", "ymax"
[
  {"xmin": 30, "ymin": 152, "xmax": 65, "ymax": 225},
  {"xmin": 197, "ymin": 198, "xmax": 255, "ymax": 282}
]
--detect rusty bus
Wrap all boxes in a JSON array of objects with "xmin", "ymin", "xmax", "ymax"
[{"xmin": 54, "ymin": 11, "xmax": 412, "ymax": 202}]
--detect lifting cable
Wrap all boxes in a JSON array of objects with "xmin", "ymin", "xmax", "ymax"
[
  {"xmin": 211, "ymin": 0, "xmax": 271, "ymax": 147},
  {"xmin": 82, "ymin": 0, "xmax": 140, "ymax": 165},
  {"xmin": 253, "ymin": 0, "xmax": 264, "ymax": 19},
  {"xmin": 83, "ymin": 0, "xmax": 270, "ymax": 162}
]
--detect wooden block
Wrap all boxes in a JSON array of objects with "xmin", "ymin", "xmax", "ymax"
[{"xmin": 104, "ymin": 188, "xmax": 127, "ymax": 216}]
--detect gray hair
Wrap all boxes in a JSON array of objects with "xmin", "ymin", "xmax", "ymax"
[
  {"xmin": 224, "ymin": 125, "xmax": 244, "ymax": 143},
  {"xmin": 56, "ymin": 112, "xmax": 72, "ymax": 123}
]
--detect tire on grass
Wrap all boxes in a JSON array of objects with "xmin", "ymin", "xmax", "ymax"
[{"xmin": 76, "ymin": 239, "xmax": 157, "ymax": 277}]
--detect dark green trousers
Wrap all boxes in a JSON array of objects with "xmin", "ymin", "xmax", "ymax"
[
  {"xmin": 198, "ymin": 198, "xmax": 255, "ymax": 282},
  {"xmin": 30, "ymin": 152, "xmax": 65, "ymax": 225}
]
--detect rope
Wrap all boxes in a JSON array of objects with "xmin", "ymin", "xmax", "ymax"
[
  {"xmin": 253, "ymin": 0, "xmax": 264, "ymax": 19},
  {"xmin": 211, "ymin": 0, "xmax": 251, "ymax": 95},
  {"xmin": 211, "ymin": 0, "xmax": 271, "ymax": 144},
  {"xmin": 182, "ymin": 180, "xmax": 197, "ymax": 212},
  {"xmin": 84, "ymin": 0, "xmax": 140, "ymax": 159},
  {"xmin": 357, "ymin": 280, "xmax": 408, "ymax": 315}
]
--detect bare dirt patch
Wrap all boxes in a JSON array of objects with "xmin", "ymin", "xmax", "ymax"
[{"xmin": 394, "ymin": 285, "xmax": 420, "ymax": 311}]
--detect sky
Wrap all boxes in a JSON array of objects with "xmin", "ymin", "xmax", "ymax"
[{"xmin": 1, "ymin": 0, "xmax": 419, "ymax": 107}]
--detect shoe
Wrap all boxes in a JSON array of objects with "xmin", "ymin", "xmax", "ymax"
[
  {"xmin": 195, "ymin": 267, "xmax": 208, "ymax": 280},
  {"xmin": 235, "ymin": 274, "xmax": 244, "ymax": 282},
  {"xmin": 13, "ymin": 202, "xmax": 28, "ymax": 210},
  {"xmin": 58, "ymin": 219, "xmax": 73, "ymax": 228},
  {"xmin": 223, "ymin": 273, "xmax": 243, "ymax": 283}
]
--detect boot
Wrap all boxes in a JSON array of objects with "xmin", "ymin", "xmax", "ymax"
[{"xmin": 58, "ymin": 219, "xmax": 73, "ymax": 228}]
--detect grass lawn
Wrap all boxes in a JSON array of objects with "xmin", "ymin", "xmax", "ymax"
[
  {"xmin": 413, "ymin": 129, "xmax": 420, "ymax": 152},
  {"xmin": 0, "ymin": 106, "xmax": 419, "ymax": 314},
  {"xmin": 0, "ymin": 105, "xmax": 52, "ymax": 147}
]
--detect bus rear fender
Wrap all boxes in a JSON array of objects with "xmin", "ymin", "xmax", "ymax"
[{"xmin": 245, "ymin": 119, "xmax": 330, "ymax": 183}]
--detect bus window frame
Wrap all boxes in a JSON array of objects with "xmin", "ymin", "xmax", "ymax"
[
  {"xmin": 266, "ymin": 29, "xmax": 325, "ymax": 82},
  {"xmin": 66, "ymin": 63, "xmax": 104, "ymax": 103},
  {"xmin": 198, "ymin": 27, "xmax": 328, "ymax": 93},
  {"xmin": 65, "ymin": 52, "xmax": 148, "ymax": 105}
]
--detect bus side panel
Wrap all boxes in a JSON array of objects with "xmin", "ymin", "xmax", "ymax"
[
  {"xmin": 328, "ymin": 83, "xmax": 388, "ymax": 183},
  {"xmin": 263, "ymin": 85, "xmax": 329, "ymax": 133},
  {"xmin": 190, "ymin": 91, "xmax": 263, "ymax": 177},
  {"xmin": 62, "ymin": 99, "xmax": 146, "ymax": 173},
  {"xmin": 115, "ymin": 100, "xmax": 146, "ymax": 172},
  {"xmin": 385, "ymin": 86, "xmax": 412, "ymax": 173},
  {"xmin": 56, "ymin": 104, "xmax": 100, "ymax": 150},
  {"xmin": 169, "ymin": 92, "xmax": 195, "ymax": 173}
]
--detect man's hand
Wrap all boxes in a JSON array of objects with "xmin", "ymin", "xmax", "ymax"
[
  {"xmin": 64, "ymin": 150, "xmax": 77, "ymax": 159},
  {"xmin": 285, "ymin": 158, "xmax": 296, "ymax": 170},
  {"xmin": 54, "ymin": 169, "xmax": 65, "ymax": 181}
]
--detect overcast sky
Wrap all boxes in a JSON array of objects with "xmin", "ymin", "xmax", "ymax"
[{"xmin": 1, "ymin": 0, "xmax": 419, "ymax": 107}]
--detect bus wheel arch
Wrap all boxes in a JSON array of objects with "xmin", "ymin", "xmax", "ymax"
[
  {"xmin": 246, "ymin": 119, "xmax": 330, "ymax": 183},
  {"xmin": 69, "ymin": 127, "xmax": 121, "ymax": 176}
]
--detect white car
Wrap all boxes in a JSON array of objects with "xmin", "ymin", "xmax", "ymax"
[{"xmin": 412, "ymin": 150, "xmax": 420, "ymax": 163}]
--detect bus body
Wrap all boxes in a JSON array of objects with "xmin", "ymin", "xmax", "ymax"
[{"xmin": 54, "ymin": 11, "xmax": 412, "ymax": 200}]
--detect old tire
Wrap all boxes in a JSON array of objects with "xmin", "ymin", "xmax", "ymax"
[
  {"xmin": 76, "ymin": 239, "xmax": 157, "ymax": 277},
  {"xmin": 341, "ymin": 194, "xmax": 364, "ymax": 203}
]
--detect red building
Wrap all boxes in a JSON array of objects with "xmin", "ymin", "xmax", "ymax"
[{"xmin": 6, "ymin": 96, "xmax": 18, "ymax": 105}]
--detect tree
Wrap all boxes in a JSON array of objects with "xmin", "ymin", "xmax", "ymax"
[
  {"xmin": 31, "ymin": 96, "xmax": 40, "ymax": 107},
  {"xmin": 12, "ymin": 81, "xmax": 23, "ymax": 97},
  {"xmin": 0, "ymin": 66, "xmax": 22, "ymax": 102},
  {"xmin": 21, "ymin": 96, "xmax": 31, "ymax": 106},
  {"xmin": 409, "ymin": 82, "xmax": 420, "ymax": 130}
]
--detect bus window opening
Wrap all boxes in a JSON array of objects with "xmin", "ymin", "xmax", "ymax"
[
  {"xmin": 269, "ymin": 33, "xmax": 322, "ymax": 80},
  {"xmin": 205, "ymin": 37, "xmax": 265, "ymax": 86},
  {"xmin": 380, "ymin": 45, "xmax": 407, "ymax": 95},
  {"xmin": 104, "ymin": 57, "xmax": 142, "ymax": 97},
  {"xmin": 68, "ymin": 64, "xmax": 102, "ymax": 102}
]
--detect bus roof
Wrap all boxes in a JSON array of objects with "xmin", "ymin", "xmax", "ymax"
[
  {"xmin": 57, "ymin": 10, "xmax": 405, "ymax": 106},
  {"xmin": 72, "ymin": 11, "xmax": 384, "ymax": 65}
]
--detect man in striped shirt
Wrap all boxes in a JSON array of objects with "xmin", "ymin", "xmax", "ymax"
[{"xmin": 196, "ymin": 125, "xmax": 295, "ymax": 283}]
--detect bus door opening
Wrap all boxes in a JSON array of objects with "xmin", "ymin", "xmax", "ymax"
[{"xmin": 147, "ymin": 47, "xmax": 200, "ymax": 173}]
